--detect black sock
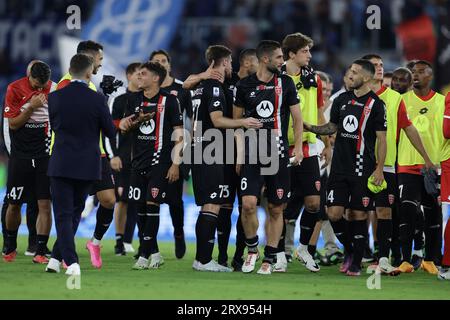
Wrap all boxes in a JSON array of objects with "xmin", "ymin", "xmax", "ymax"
[
  {"xmin": 141, "ymin": 204, "xmax": 160, "ymax": 258},
  {"xmin": 26, "ymin": 202, "xmax": 38, "ymax": 248},
  {"xmin": 1, "ymin": 198, "xmax": 8, "ymax": 250},
  {"xmin": 300, "ymin": 209, "xmax": 318, "ymax": 245},
  {"xmin": 350, "ymin": 220, "xmax": 368, "ymax": 268},
  {"xmin": 115, "ymin": 233, "xmax": 124, "ymax": 247},
  {"xmin": 124, "ymin": 201, "xmax": 137, "ymax": 244},
  {"xmin": 217, "ymin": 207, "xmax": 232, "ymax": 265},
  {"xmin": 330, "ymin": 217, "xmax": 353, "ymax": 254},
  {"xmin": 374, "ymin": 240, "xmax": 379, "ymax": 252},
  {"xmin": 399, "ymin": 201, "xmax": 417, "ymax": 263},
  {"xmin": 195, "ymin": 211, "xmax": 218, "ymax": 264},
  {"xmin": 169, "ymin": 201, "xmax": 184, "ymax": 236},
  {"xmin": 93, "ymin": 205, "xmax": 114, "ymax": 241},
  {"xmin": 277, "ymin": 221, "xmax": 286, "ymax": 253},
  {"xmin": 414, "ymin": 206, "xmax": 424, "ymax": 250},
  {"xmin": 233, "ymin": 207, "xmax": 246, "ymax": 262},
  {"xmin": 136, "ymin": 203, "xmax": 146, "ymax": 242},
  {"xmin": 391, "ymin": 204, "xmax": 401, "ymax": 260},
  {"xmin": 263, "ymin": 245, "xmax": 278, "ymax": 264},
  {"xmin": 423, "ymin": 204, "xmax": 441, "ymax": 261},
  {"xmin": 308, "ymin": 244, "xmax": 317, "ymax": 256},
  {"xmin": 36, "ymin": 234, "xmax": 49, "ymax": 255},
  {"xmin": 376, "ymin": 219, "xmax": 392, "ymax": 259},
  {"xmin": 5, "ymin": 229, "xmax": 18, "ymax": 253},
  {"xmin": 245, "ymin": 235, "xmax": 259, "ymax": 254}
]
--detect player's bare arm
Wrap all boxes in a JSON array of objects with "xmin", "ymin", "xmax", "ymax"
[{"xmin": 304, "ymin": 121, "xmax": 337, "ymax": 136}]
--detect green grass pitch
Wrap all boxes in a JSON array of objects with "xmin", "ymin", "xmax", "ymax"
[{"xmin": 0, "ymin": 237, "xmax": 449, "ymax": 300}]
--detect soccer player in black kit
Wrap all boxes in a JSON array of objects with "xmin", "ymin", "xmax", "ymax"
[
  {"xmin": 183, "ymin": 48, "xmax": 259, "ymax": 270},
  {"xmin": 149, "ymin": 50, "xmax": 192, "ymax": 259},
  {"xmin": 234, "ymin": 40, "xmax": 304, "ymax": 275},
  {"xmin": 304, "ymin": 59, "xmax": 387, "ymax": 276},
  {"xmin": 190, "ymin": 45, "xmax": 261, "ymax": 272},
  {"xmin": 119, "ymin": 62, "xmax": 184, "ymax": 270}
]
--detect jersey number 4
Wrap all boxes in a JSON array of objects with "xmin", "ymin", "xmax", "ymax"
[{"xmin": 327, "ymin": 190, "xmax": 334, "ymax": 203}]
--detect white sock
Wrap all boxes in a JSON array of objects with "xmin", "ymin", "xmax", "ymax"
[
  {"xmin": 92, "ymin": 238, "xmax": 101, "ymax": 246},
  {"xmin": 412, "ymin": 249, "xmax": 423, "ymax": 258}
]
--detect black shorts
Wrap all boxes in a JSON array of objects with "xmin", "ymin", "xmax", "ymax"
[
  {"xmin": 240, "ymin": 157, "xmax": 291, "ymax": 205},
  {"xmin": 290, "ymin": 156, "xmax": 321, "ymax": 197},
  {"xmin": 326, "ymin": 173, "xmax": 375, "ymax": 211},
  {"xmin": 90, "ymin": 157, "xmax": 115, "ymax": 195},
  {"xmin": 397, "ymin": 173, "xmax": 438, "ymax": 207},
  {"xmin": 113, "ymin": 164, "xmax": 131, "ymax": 202},
  {"xmin": 374, "ymin": 171, "xmax": 397, "ymax": 208},
  {"xmin": 223, "ymin": 164, "xmax": 240, "ymax": 205},
  {"xmin": 6, "ymin": 157, "xmax": 50, "ymax": 204},
  {"xmin": 284, "ymin": 168, "xmax": 327, "ymax": 221},
  {"xmin": 192, "ymin": 163, "xmax": 227, "ymax": 206},
  {"xmin": 128, "ymin": 164, "xmax": 172, "ymax": 204}
]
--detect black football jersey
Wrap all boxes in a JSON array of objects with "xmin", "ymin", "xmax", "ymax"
[
  {"xmin": 234, "ymin": 73, "xmax": 299, "ymax": 160},
  {"xmin": 125, "ymin": 90, "xmax": 183, "ymax": 171},
  {"xmin": 329, "ymin": 90, "xmax": 387, "ymax": 177}
]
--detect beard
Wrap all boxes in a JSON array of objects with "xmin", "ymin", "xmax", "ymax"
[
  {"xmin": 267, "ymin": 64, "xmax": 280, "ymax": 75},
  {"xmin": 349, "ymin": 79, "xmax": 364, "ymax": 90}
]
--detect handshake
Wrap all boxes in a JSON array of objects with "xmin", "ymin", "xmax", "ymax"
[{"xmin": 100, "ymin": 75, "xmax": 123, "ymax": 96}]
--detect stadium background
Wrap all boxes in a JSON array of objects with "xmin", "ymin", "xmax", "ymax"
[{"xmin": 0, "ymin": 0, "xmax": 449, "ymax": 245}]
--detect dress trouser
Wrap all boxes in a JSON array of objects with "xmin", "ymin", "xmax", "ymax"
[{"xmin": 50, "ymin": 177, "xmax": 92, "ymax": 265}]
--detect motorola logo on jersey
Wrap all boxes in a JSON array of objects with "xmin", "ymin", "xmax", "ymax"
[
  {"xmin": 139, "ymin": 119, "xmax": 155, "ymax": 135},
  {"xmin": 256, "ymin": 100, "xmax": 274, "ymax": 118},
  {"xmin": 343, "ymin": 115, "xmax": 358, "ymax": 133}
]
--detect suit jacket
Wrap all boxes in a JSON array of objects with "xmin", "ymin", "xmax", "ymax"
[{"xmin": 47, "ymin": 81, "xmax": 116, "ymax": 180}]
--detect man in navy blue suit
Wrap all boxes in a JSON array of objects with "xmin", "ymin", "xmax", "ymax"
[{"xmin": 45, "ymin": 53, "xmax": 117, "ymax": 276}]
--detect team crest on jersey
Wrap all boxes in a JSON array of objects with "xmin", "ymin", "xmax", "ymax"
[
  {"xmin": 277, "ymin": 189, "xmax": 284, "ymax": 199},
  {"xmin": 364, "ymin": 105, "xmax": 371, "ymax": 116},
  {"xmin": 315, "ymin": 181, "xmax": 321, "ymax": 191},
  {"xmin": 388, "ymin": 194, "xmax": 395, "ymax": 205},
  {"xmin": 151, "ymin": 188, "xmax": 159, "ymax": 198},
  {"xmin": 362, "ymin": 197, "xmax": 370, "ymax": 208},
  {"xmin": 275, "ymin": 86, "xmax": 282, "ymax": 96},
  {"xmin": 157, "ymin": 104, "xmax": 164, "ymax": 113}
]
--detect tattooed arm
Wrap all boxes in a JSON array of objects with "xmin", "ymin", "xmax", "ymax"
[{"xmin": 304, "ymin": 121, "xmax": 338, "ymax": 135}]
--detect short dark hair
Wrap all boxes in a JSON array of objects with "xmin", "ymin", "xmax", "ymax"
[
  {"xmin": 413, "ymin": 60, "xmax": 433, "ymax": 70},
  {"xmin": 140, "ymin": 61, "xmax": 167, "ymax": 86},
  {"xmin": 282, "ymin": 33, "xmax": 314, "ymax": 61},
  {"xmin": 30, "ymin": 61, "xmax": 51, "ymax": 84},
  {"xmin": 69, "ymin": 53, "xmax": 94, "ymax": 77},
  {"xmin": 205, "ymin": 45, "xmax": 232, "ymax": 67},
  {"xmin": 149, "ymin": 49, "xmax": 171, "ymax": 63},
  {"xmin": 393, "ymin": 67, "xmax": 413, "ymax": 80},
  {"xmin": 353, "ymin": 59, "xmax": 376, "ymax": 76},
  {"xmin": 361, "ymin": 53, "xmax": 382, "ymax": 61},
  {"xmin": 126, "ymin": 62, "xmax": 142, "ymax": 75},
  {"xmin": 77, "ymin": 40, "xmax": 103, "ymax": 54},
  {"xmin": 239, "ymin": 48, "xmax": 257, "ymax": 64},
  {"xmin": 406, "ymin": 60, "xmax": 419, "ymax": 70},
  {"xmin": 383, "ymin": 72, "xmax": 393, "ymax": 78},
  {"xmin": 256, "ymin": 40, "xmax": 281, "ymax": 60}
]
